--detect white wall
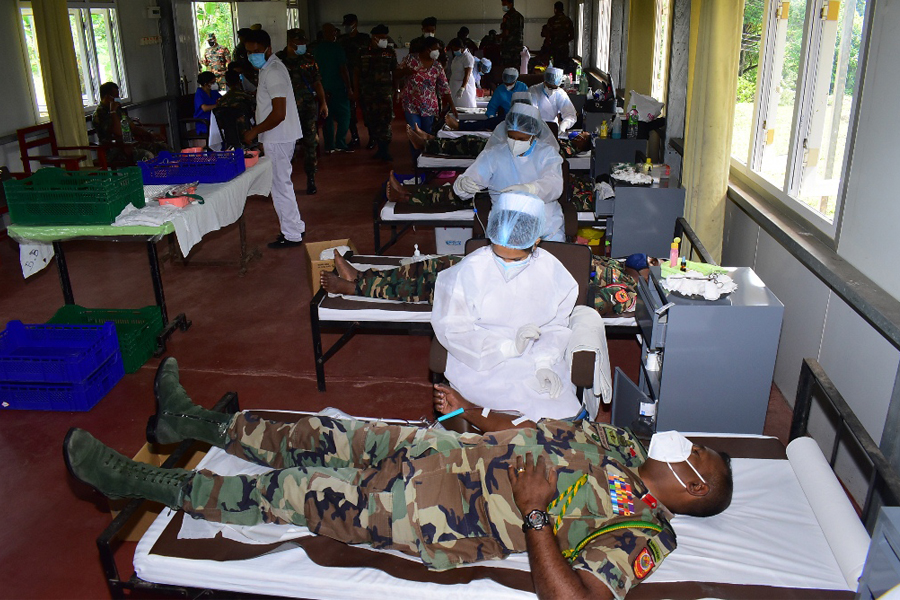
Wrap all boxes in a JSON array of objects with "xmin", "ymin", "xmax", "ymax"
[
  {"xmin": 315, "ymin": 0, "xmax": 556, "ymax": 50},
  {"xmin": 116, "ymin": 0, "xmax": 168, "ymax": 103}
]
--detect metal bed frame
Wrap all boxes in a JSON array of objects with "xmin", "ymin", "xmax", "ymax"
[{"xmin": 93, "ymin": 358, "xmax": 900, "ymax": 598}]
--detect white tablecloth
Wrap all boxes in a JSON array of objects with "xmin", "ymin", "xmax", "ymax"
[{"xmin": 16, "ymin": 157, "xmax": 273, "ymax": 278}]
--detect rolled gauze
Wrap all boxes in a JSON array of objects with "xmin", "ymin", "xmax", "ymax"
[{"xmin": 786, "ymin": 436, "xmax": 871, "ymax": 589}]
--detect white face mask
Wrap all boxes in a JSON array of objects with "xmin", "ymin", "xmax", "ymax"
[
  {"xmin": 505, "ymin": 83, "xmax": 515, "ymax": 90},
  {"xmin": 424, "ymin": 32, "xmax": 435, "ymax": 38},
  {"xmin": 493, "ymin": 253, "xmax": 532, "ymax": 281},
  {"xmin": 429, "ymin": 49, "xmax": 440, "ymax": 60},
  {"xmin": 507, "ymin": 137, "xmax": 533, "ymax": 156},
  {"xmin": 377, "ymin": 38, "xmax": 388, "ymax": 49},
  {"xmin": 648, "ymin": 431, "xmax": 707, "ymax": 489},
  {"xmin": 210, "ymin": 83, "xmax": 219, "ymax": 91},
  {"xmin": 503, "ymin": 5, "xmax": 510, "ymax": 12}
]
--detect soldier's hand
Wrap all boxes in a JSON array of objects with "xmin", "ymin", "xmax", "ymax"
[
  {"xmin": 319, "ymin": 104, "xmax": 329, "ymax": 119},
  {"xmin": 509, "ymin": 453, "xmax": 558, "ymax": 514},
  {"xmin": 242, "ymin": 127, "xmax": 257, "ymax": 145}
]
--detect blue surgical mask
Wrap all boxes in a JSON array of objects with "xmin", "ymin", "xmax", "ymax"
[
  {"xmin": 113, "ymin": 97, "xmax": 122, "ymax": 103},
  {"xmin": 296, "ymin": 45, "xmax": 307, "ymax": 55},
  {"xmin": 503, "ymin": 5, "xmax": 510, "ymax": 12},
  {"xmin": 248, "ymin": 53, "xmax": 267, "ymax": 69},
  {"xmin": 493, "ymin": 253, "xmax": 532, "ymax": 282},
  {"xmin": 453, "ymin": 50, "xmax": 462, "ymax": 57}
]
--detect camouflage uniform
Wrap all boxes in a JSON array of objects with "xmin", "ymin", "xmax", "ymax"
[
  {"xmin": 203, "ymin": 43, "xmax": 232, "ymax": 86},
  {"xmin": 182, "ymin": 413, "xmax": 675, "ymax": 597},
  {"xmin": 355, "ymin": 255, "xmax": 462, "ymax": 303},
  {"xmin": 422, "ymin": 135, "xmax": 487, "ymax": 158},
  {"xmin": 212, "ymin": 89, "xmax": 256, "ymax": 148},
  {"xmin": 404, "ymin": 185, "xmax": 469, "ymax": 209},
  {"xmin": 546, "ymin": 12, "xmax": 575, "ymax": 66},
  {"xmin": 357, "ymin": 45, "xmax": 398, "ymax": 144},
  {"xmin": 500, "ymin": 7, "xmax": 525, "ymax": 69},
  {"xmin": 91, "ymin": 103, "xmax": 168, "ymax": 163},
  {"xmin": 276, "ymin": 49, "xmax": 322, "ymax": 175},
  {"xmin": 590, "ymin": 256, "xmax": 638, "ymax": 316},
  {"xmin": 570, "ymin": 172, "xmax": 594, "ymax": 211},
  {"xmin": 338, "ymin": 32, "xmax": 371, "ymax": 140}
]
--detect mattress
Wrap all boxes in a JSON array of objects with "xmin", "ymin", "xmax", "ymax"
[
  {"xmin": 380, "ymin": 201, "xmax": 600, "ymax": 225},
  {"xmin": 568, "ymin": 154, "xmax": 591, "ymax": 170},
  {"xmin": 133, "ymin": 432, "xmax": 863, "ymax": 599},
  {"xmin": 417, "ymin": 155, "xmax": 475, "ymax": 169},
  {"xmin": 437, "ymin": 130, "xmax": 491, "ymax": 139}
]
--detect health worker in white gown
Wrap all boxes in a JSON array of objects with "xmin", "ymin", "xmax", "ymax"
[
  {"xmin": 447, "ymin": 39, "xmax": 477, "ymax": 108},
  {"xmin": 528, "ymin": 67, "xmax": 577, "ymax": 135},
  {"xmin": 451, "ymin": 103, "xmax": 565, "ymax": 241},
  {"xmin": 431, "ymin": 192, "xmax": 581, "ymax": 422}
]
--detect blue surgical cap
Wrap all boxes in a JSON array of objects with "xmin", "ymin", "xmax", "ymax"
[
  {"xmin": 544, "ymin": 67, "xmax": 564, "ymax": 86},
  {"xmin": 487, "ymin": 193, "xmax": 546, "ymax": 249},
  {"xmin": 502, "ymin": 67, "xmax": 518, "ymax": 83}
]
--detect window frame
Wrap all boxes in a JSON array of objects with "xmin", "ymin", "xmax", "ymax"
[
  {"xmin": 730, "ymin": 0, "xmax": 872, "ymax": 243},
  {"xmin": 595, "ymin": 0, "xmax": 611, "ymax": 72}
]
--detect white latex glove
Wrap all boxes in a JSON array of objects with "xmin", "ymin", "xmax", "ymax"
[
  {"xmin": 455, "ymin": 88, "xmax": 464, "ymax": 99},
  {"xmin": 453, "ymin": 175, "xmax": 483, "ymax": 196},
  {"xmin": 535, "ymin": 368, "xmax": 563, "ymax": 398},
  {"xmin": 501, "ymin": 183, "xmax": 538, "ymax": 195},
  {"xmin": 515, "ymin": 323, "xmax": 542, "ymax": 354}
]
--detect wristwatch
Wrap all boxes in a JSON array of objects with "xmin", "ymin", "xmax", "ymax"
[{"xmin": 522, "ymin": 509, "xmax": 551, "ymax": 532}]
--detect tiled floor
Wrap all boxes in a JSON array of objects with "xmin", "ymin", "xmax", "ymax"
[{"xmin": 0, "ymin": 119, "xmax": 793, "ymax": 598}]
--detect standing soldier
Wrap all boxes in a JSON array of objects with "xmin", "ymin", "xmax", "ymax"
[
  {"xmin": 277, "ymin": 29, "xmax": 328, "ymax": 195},
  {"xmin": 203, "ymin": 33, "xmax": 231, "ymax": 87},
  {"xmin": 499, "ymin": 0, "xmax": 525, "ymax": 70},
  {"xmin": 546, "ymin": 1, "xmax": 575, "ymax": 69},
  {"xmin": 355, "ymin": 24, "xmax": 397, "ymax": 162},
  {"xmin": 339, "ymin": 14, "xmax": 370, "ymax": 149}
]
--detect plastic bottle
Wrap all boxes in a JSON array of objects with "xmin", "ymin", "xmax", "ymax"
[
  {"xmin": 413, "ymin": 244, "xmax": 421, "ymax": 257},
  {"xmin": 627, "ymin": 105, "xmax": 639, "ymax": 139},
  {"xmin": 645, "ymin": 157, "xmax": 653, "ymax": 174},
  {"xmin": 611, "ymin": 115, "xmax": 622, "ymax": 139},
  {"xmin": 599, "ymin": 120, "xmax": 608, "ymax": 139},
  {"xmin": 669, "ymin": 236, "xmax": 681, "ymax": 268},
  {"xmin": 120, "ymin": 114, "xmax": 133, "ymax": 143},
  {"xmin": 633, "ymin": 400, "xmax": 657, "ymax": 438}
]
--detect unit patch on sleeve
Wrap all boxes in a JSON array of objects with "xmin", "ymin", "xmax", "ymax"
[{"xmin": 633, "ymin": 546, "xmax": 655, "ymax": 579}]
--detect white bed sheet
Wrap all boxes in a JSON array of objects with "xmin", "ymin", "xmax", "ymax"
[
  {"xmin": 133, "ymin": 435, "xmax": 858, "ymax": 598},
  {"xmin": 437, "ymin": 130, "xmax": 491, "ymax": 139},
  {"xmin": 380, "ymin": 202, "xmax": 600, "ymax": 225},
  {"xmin": 416, "ymin": 155, "xmax": 475, "ymax": 169}
]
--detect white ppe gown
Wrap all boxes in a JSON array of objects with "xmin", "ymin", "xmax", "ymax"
[
  {"xmin": 449, "ymin": 50, "xmax": 477, "ymax": 108},
  {"xmin": 528, "ymin": 83, "xmax": 577, "ymax": 134},
  {"xmin": 455, "ymin": 141, "xmax": 565, "ymax": 242},
  {"xmin": 431, "ymin": 246, "xmax": 581, "ymax": 422}
]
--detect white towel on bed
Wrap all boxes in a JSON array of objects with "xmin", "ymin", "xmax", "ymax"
[{"xmin": 565, "ymin": 306, "xmax": 611, "ymax": 419}]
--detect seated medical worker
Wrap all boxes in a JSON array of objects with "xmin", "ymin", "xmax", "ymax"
[
  {"xmin": 64, "ymin": 358, "xmax": 734, "ymax": 600},
  {"xmin": 485, "ymin": 67, "xmax": 529, "ymax": 118},
  {"xmin": 529, "ymin": 67, "xmax": 577, "ymax": 135},
  {"xmin": 445, "ymin": 89, "xmax": 532, "ymax": 132},
  {"xmin": 430, "ymin": 192, "xmax": 578, "ymax": 422},
  {"xmin": 193, "ymin": 71, "xmax": 221, "ymax": 135}
]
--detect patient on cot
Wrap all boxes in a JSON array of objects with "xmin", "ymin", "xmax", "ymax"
[{"xmin": 407, "ymin": 123, "xmax": 592, "ymax": 159}]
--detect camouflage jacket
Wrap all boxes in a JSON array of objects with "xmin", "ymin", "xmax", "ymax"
[
  {"xmin": 204, "ymin": 44, "xmax": 231, "ymax": 73},
  {"xmin": 501, "ymin": 8, "xmax": 525, "ymax": 48},
  {"xmin": 357, "ymin": 46, "xmax": 398, "ymax": 94},
  {"xmin": 547, "ymin": 13, "xmax": 575, "ymax": 50},
  {"xmin": 92, "ymin": 103, "xmax": 126, "ymax": 144},
  {"xmin": 402, "ymin": 421, "xmax": 676, "ymax": 598},
  {"xmin": 275, "ymin": 50, "xmax": 321, "ymax": 103},
  {"xmin": 213, "ymin": 89, "xmax": 256, "ymax": 145},
  {"xmin": 338, "ymin": 32, "xmax": 371, "ymax": 70}
]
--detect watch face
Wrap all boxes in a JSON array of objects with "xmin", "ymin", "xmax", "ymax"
[{"xmin": 526, "ymin": 510, "xmax": 548, "ymax": 529}]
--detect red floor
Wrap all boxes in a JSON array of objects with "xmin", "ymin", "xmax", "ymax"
[{"xmin": 0, "ymin": 120, "xmax": 793, "ymax": 598}]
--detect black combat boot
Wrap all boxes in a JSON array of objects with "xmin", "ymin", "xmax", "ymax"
[
  {"xmin": 374, "ymin": 141, "xmax": 393, "ymax": 162},
  {"xmin": 307, "ymin": 174, "xmax": 317, "ymax": 195}
]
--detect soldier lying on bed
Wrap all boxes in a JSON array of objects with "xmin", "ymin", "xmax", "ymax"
[{"xmin": 64, "ymin": 358, "xmax": 732, "ymax": 600}]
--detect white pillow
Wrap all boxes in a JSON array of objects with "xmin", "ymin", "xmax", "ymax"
[{"xmin": 627, "ymin": 90, "xmax": 664, "ymax": 122}]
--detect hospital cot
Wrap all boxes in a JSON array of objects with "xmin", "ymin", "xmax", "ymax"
[{"xmin": 95, "ymin": 357, "xmax": 894, "ymax": 599}]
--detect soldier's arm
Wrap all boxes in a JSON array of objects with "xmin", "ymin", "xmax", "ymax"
[
  {"xmin": 314, "ymin": 81, "xmax": 328, "ymax": 117},
  {"xmin": 511, "ymin": 457, "xmax": 615, "ymax": 600},
  {"xmin": 433, "ymin": 384, "xmax": 532, "ymax": 432}
]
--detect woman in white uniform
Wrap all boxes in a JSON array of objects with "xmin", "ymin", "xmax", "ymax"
[
  {"xmin": 447, "ymin": 38, "xmax": 477, "ymax": 109},
  {"xmin": 431, "ymin": 192, "xmax": 581, "ymax": 423},
  {"xmin": 452, "ymin": 102, "xmax": 565, "ymax": 241},
  {"xmin": 529, "ymin": 67, "xmax": 577, "ymax": 134}
]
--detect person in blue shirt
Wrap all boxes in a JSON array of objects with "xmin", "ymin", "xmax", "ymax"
[
  {"xmin": 485, "ymin": 67, "xmax": 528, "ymax": 118},
  {"xmin": 193, "ymin": 71, "xmax": 221, "ymax": 135}
]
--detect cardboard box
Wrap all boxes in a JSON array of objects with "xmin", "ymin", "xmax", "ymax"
[
  {"xmin": 435, "ymin": 227, "xmax": 472, "ymax": 255},
  {"xmin": 305, "ymin": 238, "xmax": 358, "ymax": 295},
  {"xmin": 108, "ymin": 441, "xmax": 207, "ymax": 542}
]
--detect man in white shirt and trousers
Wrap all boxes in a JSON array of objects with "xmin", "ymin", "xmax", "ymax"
[{"xmin": 243, "ymin": 29, "xmax": 307, "ymax": 249}]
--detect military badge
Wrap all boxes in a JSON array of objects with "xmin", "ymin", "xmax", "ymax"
[
  {"xmin": 607, "ymin": 474, "xmax": 634, "ymax": 516},
  {"xmin": 633, "ymin": 546, "xmax": 655, "ymax": 579}
]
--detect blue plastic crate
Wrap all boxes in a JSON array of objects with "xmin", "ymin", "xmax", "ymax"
[
  {"xmin": 138, "ymin": 149, "xmax": 246, "ymax": 184},
  {"xmin": 0, "ymin": 321, "xmax": 120, "ymax": 384},
  {"xmin": 0, "ymin": 351, "xmax": 124, "ymax": 411}
]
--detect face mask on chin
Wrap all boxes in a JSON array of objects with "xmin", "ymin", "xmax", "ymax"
[
  {"xmin": 648, "ymin": 431, "xmax": 707, "ymax": 489},
  {"xmin": 493, "ymin": 253, "xmax": 532, "ymax": 281}
]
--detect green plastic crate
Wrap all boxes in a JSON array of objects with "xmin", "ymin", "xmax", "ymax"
[
  {"xmin": 3, "ymin": 167, "xmax": 145, "ymax": 226},
  {"xmin": 47, "ymin": 305, "xmax": 163, "ymax": 374}
]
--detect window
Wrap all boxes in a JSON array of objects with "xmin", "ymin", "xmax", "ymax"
[
  {"xmin": 576, "ymin": 2, "xmax": 585, "ymax": 58},
  {"xmin": 20, "ymin": 3, "xmax": 129, "ymax": 117},
  {"xmin": 651, "ymin": 0, "xmax": 671, "ymax": 103},
  {"xmin": 595, "ymin": 0, "xmax": 611, "ymax": 72},
  {"xmin": 731, "ymin": 0, "xmax": 868, "ymax": 230}
]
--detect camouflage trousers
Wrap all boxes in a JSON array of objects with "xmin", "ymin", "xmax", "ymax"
[
  {"xmin": 180, "ymin": 413, "xmax": 473, "ymax": 555},
  {"xmin": 423, "ymin": 136, "xmax": 487, "ymax": 158},
  {"xmin": 356, "ymin": 255, "xmax": 462, "ymax": 303},
  {"xmin": 298, "ymin": 98, "xmax": 319, "ymax": 175},
  {"xmin": 500, "ymin": 45, "xmax": 523, "ymax": 69},
  {"xmin": 590, "ymin": 256, "xmax": 638, "ymax": 316},
  {"xmin": 570, "ymin": 173, "xmax": 593, "ymax": 212},
  {"xmin": 361, "ymin": 93, "xmax": 394, "ymax": 143},
  {"xmin": 405, "ymin": 185, "xmax": 470, "ymax": 209}
]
